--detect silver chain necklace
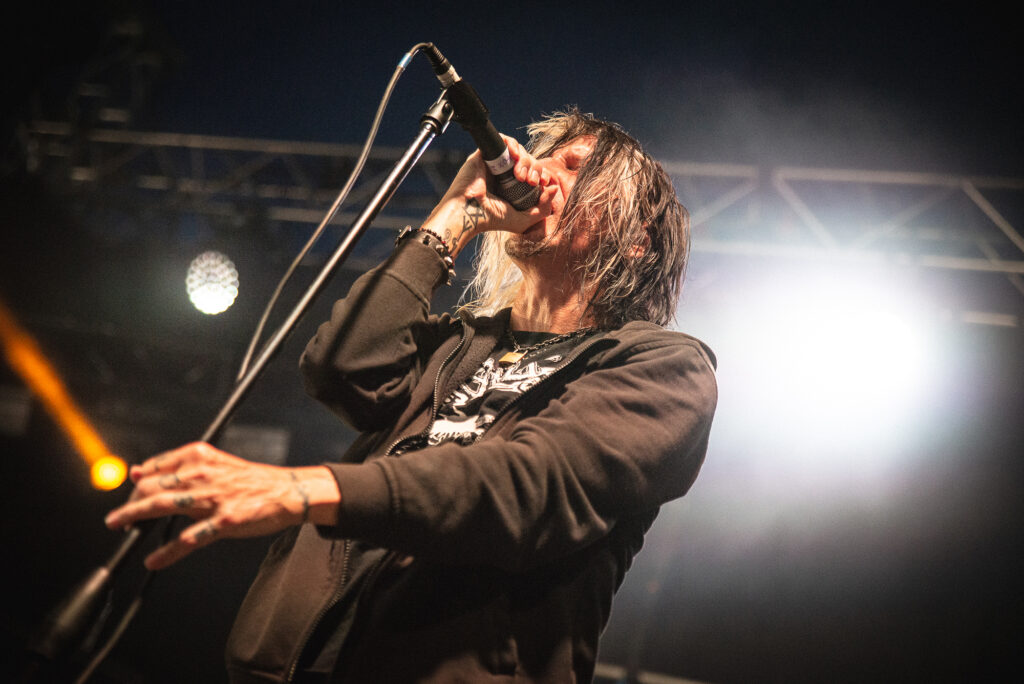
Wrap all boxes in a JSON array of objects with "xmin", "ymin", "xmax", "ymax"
[{"xmin": 498, "ymin": 327, "xmax": 594, "ymax": 367}]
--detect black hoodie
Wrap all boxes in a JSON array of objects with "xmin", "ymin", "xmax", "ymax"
[{"xmin": 225, "ymin": 237, "xmax": 717, "ymax": 683}]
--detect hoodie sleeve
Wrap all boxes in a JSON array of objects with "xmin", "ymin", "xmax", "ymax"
[
  {"xmin": 324, "ymin": 333, "xmax": 718, "ymax": 572},
  {"xmin": 299, "ymin": 236, "xmax": 456, "ymax": 432}
]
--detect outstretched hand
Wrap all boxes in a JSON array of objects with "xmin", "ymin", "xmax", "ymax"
[{"xmin": 105, "ymin": 442, "xmax": 340, "ymax": 570}]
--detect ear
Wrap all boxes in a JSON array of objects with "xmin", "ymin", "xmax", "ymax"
[{"xmin": 628, "ymin": 223, "xmax": 652, "ymax": 259}]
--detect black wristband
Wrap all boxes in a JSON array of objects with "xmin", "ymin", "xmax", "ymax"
[{"xmin": 395, "ymin": 226, "xmax": 456, "ymax": 285}]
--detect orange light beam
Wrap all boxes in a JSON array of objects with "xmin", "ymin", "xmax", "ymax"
[{"xmin": 0, "ymin": 297, "xmax": 125, "ymax": 488}]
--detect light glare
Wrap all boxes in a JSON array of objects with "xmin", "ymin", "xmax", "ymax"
[
  {"xmin": 187, "ymin": 251, "xmax": 239, "ymax": 315},
  {"xmin": 91, "ymin": 455, "xmax": 128, "ymax": 490},
  {"xmin": 1, "ymin": 298, "xmax": 122, "ymax": 489},
  {"xmin": 715, "ymin": 266, "xmax": 937, "ymax": 462}
]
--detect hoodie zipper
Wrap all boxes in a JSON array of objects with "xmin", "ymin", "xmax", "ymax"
[
  {"xmin": 383, "ymin": 320, "xmax": 469, "ymax": 457},
  {"xmin": 285, "ymin": 538, "xmax": 351, "ymax": 683}
]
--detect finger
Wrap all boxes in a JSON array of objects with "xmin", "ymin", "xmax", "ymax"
[
  {"xmin": 504, "ymin": 136, "xmax": 533, "ymax": 168},
  {"xmin": 128, "ymin": 485, "xmax": 144, "ymax": 503},
  {"xmin": 158, "ymin": 472, "xmax": 184, "ymax": 489},
  {"xmin": 106, "ymin": 490, "xmax": 212, "ymax": 529},
  {"xmin": 501, "ymin": 134, "xmax": 522, "ymax": 158},
  {"xmin": 144, "ymin": 518, "xmax": 220, "ymax": 570},
  {"xmin": 125, "ymin": 480, "xmax": 176, "ymax": 503},
  {"xmin": 514, "ymin": 156, "xmax": 532, "ymax": 183},
  {"xmin": 537, "ymin": 181, "xmax": 560, "ymax": 208},
  {"xmin": 132, "ymin": 468, "xmax": 188, "ymax": 499},
  {"xmin": 130, "ymin": 446, "xmax": 191, "ymax": 483},
  {"xmin": 511, "ymin": 146, "xmax": 538, "ymax": 182}
]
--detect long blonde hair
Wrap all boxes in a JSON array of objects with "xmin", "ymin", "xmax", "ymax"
[{"xmin": 461, "ymin": 108, "xmax": 689, "ymax": 330}]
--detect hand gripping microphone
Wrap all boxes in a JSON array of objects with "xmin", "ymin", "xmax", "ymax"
[{"xmin": 423, "ymin": 45, "xmax": 540, "ymax": 210}]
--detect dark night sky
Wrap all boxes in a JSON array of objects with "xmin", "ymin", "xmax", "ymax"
[
  {"xmin": 10, "ymin": 1, "xmax": 1020, "ymax": 171},
  {"xmin": 146, "ymin": 1, "xmax": 1022, "ymax": 173},
  {"xmin": 3, "ymin": 2, "xmax": 1023, "ymax": 683}
]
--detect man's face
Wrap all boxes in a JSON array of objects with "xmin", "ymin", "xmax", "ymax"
[{"xmin": 505, "ymin": 135, "xmax": 597, "ymax": 263}]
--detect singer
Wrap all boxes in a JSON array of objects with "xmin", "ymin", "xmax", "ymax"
[{"xmin": 106, "ymin": 108, "xmax": 717, "ymax": 682}]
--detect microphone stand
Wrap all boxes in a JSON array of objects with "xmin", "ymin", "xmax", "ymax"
[{"xmin": 24, "ymin": 90, "xmax": 455, "ymax": 683}]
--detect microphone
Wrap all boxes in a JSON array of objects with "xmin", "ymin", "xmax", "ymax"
[{"xmin": 423, "ymin": 45, "xmax": 540, "ymax": 210}]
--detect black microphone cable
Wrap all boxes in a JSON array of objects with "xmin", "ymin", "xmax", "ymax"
[{"xmin": 236, "ymin": 41, "xmax": 436, "ymax": 380}]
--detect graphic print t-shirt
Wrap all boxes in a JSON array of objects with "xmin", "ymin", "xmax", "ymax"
[{"xmin": 395, "ymin": 330, "xmax": 592, "ymax": 454}]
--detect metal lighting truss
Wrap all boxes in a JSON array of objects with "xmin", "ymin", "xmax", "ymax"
[{"xmin": 24, "ymin": 121, "xmax": 1024, "ymax": 325}]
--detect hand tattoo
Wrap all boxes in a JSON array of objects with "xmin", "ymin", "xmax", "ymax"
[
  {"xmin": 195, "ymin": 521, "xmax": 217, "ymax": 542},
  {"xmin": 290, "ymin": 472, "xmax": 311, "ymax": 523},
  {"xmin": 173, "ymin": 494, "xmax": 194, "ymax": 508},
  {"xmin": 460, "ymin": 198, "xmax": 486, "ymax": 237},
  {"xmin": 158, "ymin": 472, "xmax": 182, "ymax": 489}
]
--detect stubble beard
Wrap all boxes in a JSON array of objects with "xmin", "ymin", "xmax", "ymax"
[
  {"xmin": 504, "ymin": 232, "xmax": 554, "ymax": 261},
  {"xmin": 504, "ymin": 218, "xmax": 598, "ymax": 277}
]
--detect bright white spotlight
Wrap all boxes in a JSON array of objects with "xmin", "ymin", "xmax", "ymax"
[
  {"xmin": 719, "ymin": 265, "xmax": 938, "ymax": 461},
  {"xmin": 767, "ymin": 282, "xmax": 930, "ymax": 417},
  {"xmin": 186, "ymin": 251, "xmax": 239, "ymax": 315}
]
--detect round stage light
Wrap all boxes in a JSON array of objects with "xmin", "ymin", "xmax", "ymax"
[
  {"xmin": 91, "ymin": 455, "xmax": 128, "ymax": 490},
  {"xmin": 186, "ymin": 251, "xmax": 239, "ymax": 315}
]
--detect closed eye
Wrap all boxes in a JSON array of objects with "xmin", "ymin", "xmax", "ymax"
[
  {"xmin": 551, "ymin": 138, "xmax": 595, "ymax": 172},
  {"xmin": 560, "ymin": 150, "xmax": 583, "ymax": 171}
]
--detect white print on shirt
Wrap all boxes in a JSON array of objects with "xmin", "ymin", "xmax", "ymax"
[
  {"xmin": 426, "ymin": 414, "xmax": 494, "ymax": 446},
  {"xmin": 426, "ymin": 355, "xmax": 561, "ymax": 446}
]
